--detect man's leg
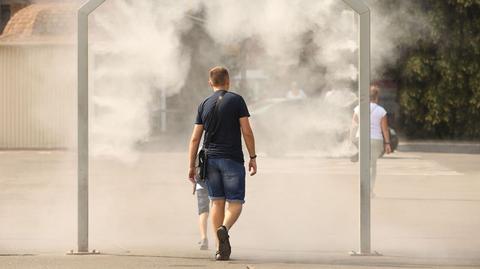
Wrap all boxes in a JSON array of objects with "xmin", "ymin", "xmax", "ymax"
[
  {"xmin": 205, "ymin": 159, "xmax": 226, "ymax": 252},
  {"xmin": 221, "ymin": 159, "xmax": 246, "ymax": 231},
  {"xmin": 214, "ymin": 159, "xmax": 246, "ymax": 260},
  {"xmin": 211, "ymin": 199, "xmax": 226, "ymax": 249},
  {"xmin": 223, "ymin": 202, "xmax": 242, "ymax": 230}
]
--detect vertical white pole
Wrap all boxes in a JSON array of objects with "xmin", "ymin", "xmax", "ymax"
[
  {"xmin": 76, "ymin": 0, "xmax": 106, "ymax": 254},
  {"xmin": 342, "ymin": 0, "xmax": 375, "ymax": 255},
  {"xmin": 358, "ymin": 10, "xmax": 371, "ymax": 255},
  {"xmin": 77, "ymin": 7, "xmax": 89, "ymax": 254}
]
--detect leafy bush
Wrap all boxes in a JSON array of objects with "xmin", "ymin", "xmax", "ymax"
[{"xmin": 389, "ymin": 1, "xmax": 480, "ymax": 139}]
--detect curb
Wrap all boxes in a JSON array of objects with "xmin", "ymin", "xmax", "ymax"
[{"xmin": 398, "ymin": 141, "xmax": 480, "ymax": 154}]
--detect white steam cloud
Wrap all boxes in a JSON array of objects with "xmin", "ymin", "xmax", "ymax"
[
  {"xmin": 86, "ymin": 0, "xmax": 426, "ymax": 160},
  {"xmin": 91, "ymin": 1, "xmax": 201, "ymax": 160}
]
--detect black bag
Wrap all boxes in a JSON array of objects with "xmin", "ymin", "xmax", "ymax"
[
  {"xmin": 196, "ymin": 91, "xmax": 226, "ymax": 182},
  {"xmin": 196, "ymin": 148, "xmax": 207, "ymax": 181}
]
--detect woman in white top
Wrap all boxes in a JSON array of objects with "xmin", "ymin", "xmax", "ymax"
[{"xmin": 352, "ymin": 86, "xmax": 392, "ymax": 197}]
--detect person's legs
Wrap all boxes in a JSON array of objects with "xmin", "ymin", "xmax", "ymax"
[
  {"xmin": 207, "ymin": 158, "xmax": 246, "ymax": 260},
  {"xmin": 223, "ymin": 202, "xmax": 242, "ymax": 230},
  {"xmin": 211, "ymin": 199, "xmax": 225, "ymax": 250},
  {"xmin": 371, "ymin": 157, "xmax": 377, "ymax": 193},
  {"xmin": 205, "ymin": 159, "xmax": 227, "ymax": 253},
  {"xmin": 213, "ymin": 159, "xmax": 246, "ymax": 260},
  {"xmin": 221, "ymin": 158, "xmax": 246, "ymax": 230},
  {"xmin": 199, "ymin": 212, "xmax": 209, "ymax": 239},
  {"xmin": 196, "ymin": 185, "xmax": 210, "ymax": 249},
  {"xmin": 370, "ymin": 139, "xmax": 384, "ymax": 194},
  {"xmin": 198, "ymin": 212, "xmax": 209, "ymax": 249}
]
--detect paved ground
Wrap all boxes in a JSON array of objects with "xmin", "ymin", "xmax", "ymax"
[{"xmin": 0, "ymin": 150, "xmax": 479, "ymax": 268}]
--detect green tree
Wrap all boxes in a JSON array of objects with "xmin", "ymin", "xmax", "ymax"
[{"xmin": 386, "ymin": 0, "xmax": 480, "ymax": 139}]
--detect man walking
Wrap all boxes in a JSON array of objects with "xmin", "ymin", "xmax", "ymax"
[{"xmin": 188, "ymin": 66, "xmax": 257, "ymax": 261}]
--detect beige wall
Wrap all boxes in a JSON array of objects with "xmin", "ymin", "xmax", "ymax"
[{"xmin": 0, "ymin": 44, "xmax": 75, "ymax": 149}]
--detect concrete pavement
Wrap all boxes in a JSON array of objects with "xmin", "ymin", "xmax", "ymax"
[
  {"xmin": 0, "ymin": 150, "xmax": 479, "ymax": 268},
  {"xmin": 1, "ymin": 251, "xmax": 479, "ymax": 269}
]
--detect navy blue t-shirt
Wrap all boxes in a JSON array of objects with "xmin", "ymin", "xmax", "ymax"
[{"xmin": 195, "ymin": 90, "xmax": 250, "ymax": 163}]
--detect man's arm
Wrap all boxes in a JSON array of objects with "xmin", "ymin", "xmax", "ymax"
[
  {"xmin": 188, "ymin": 124, "xmax": 204, "ymax": 183},
  {"xmin": 239, "ymin": 117, "xmax": 257, "ymax": 176}
]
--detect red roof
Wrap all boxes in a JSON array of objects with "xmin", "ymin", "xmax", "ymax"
[{"xmin": 0, "ymin": 3, "xmax": 77, "ymax": 45}]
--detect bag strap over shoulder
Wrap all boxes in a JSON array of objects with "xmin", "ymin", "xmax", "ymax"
[{"xmin": 203, "ymin": 90, "xmax": 227, "ymax": 148}]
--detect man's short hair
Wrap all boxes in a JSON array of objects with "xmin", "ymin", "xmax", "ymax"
[
  {"xmin": 209, "ymin": 66, "xmax": 229, "ymax": 86},
  {"xmin": 370, "ymin": 85, "xmax": 380, "ymax": 101}
]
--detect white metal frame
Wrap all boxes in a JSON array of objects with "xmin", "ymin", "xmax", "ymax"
[{"xmin": 76, "ymin": 0, "xmax": 373, "ymax": 255}]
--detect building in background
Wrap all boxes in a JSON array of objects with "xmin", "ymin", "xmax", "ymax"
[
  {"xmin": 0, "ymin": 0, "xmax": 30, "ymax": 34},
  {"xmin": 0, "ymin": 2, "xmax": 76, "ymax": 149}
]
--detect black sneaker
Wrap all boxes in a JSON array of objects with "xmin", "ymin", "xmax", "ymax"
[
  {"xmin": 215, "ymin": 251, "xmax": 225, "ymax": 261},
  {"xmin": 216, "ymin": 225, "xmax": 231, "ymax": 260}
]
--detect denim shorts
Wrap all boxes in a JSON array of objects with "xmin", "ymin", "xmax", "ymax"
[{"xmin": 206, "ymin": 158, "xmax": 246, "ymax": 204}]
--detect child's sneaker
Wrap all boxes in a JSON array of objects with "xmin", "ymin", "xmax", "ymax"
[{"xmin": 198, "ymin": 238, "xmax": 208, "ymax": 250}]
